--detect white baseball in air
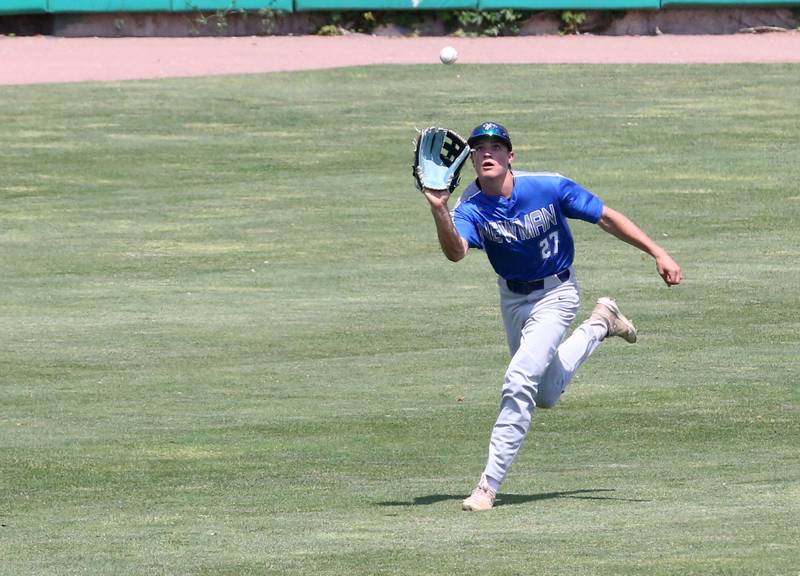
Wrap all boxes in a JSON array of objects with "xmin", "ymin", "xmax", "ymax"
[{"xmin": 439, "ymin": 46, "xmax": 458, "ymax": 65}]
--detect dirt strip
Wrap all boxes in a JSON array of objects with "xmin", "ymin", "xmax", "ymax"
[{"xmin": 3, "ymin": 32, "xmax": 800, "ymax": 85}]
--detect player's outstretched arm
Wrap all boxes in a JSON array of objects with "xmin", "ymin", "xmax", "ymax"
[
  {"xmin": 597, "ymin": 206, "xmax": 682, "ymax": 286},
  {"xmin": 423, "ymin": 188, "xmax": 469, "ymax": 262}
]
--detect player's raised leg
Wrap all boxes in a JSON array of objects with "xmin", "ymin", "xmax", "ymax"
[{"xmin": 536, "ymin": 297, "xmax": 637, "ymax": 409}]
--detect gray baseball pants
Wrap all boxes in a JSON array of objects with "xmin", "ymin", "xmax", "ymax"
[{"xmin": 482, "ymin": 267, "xmax": 605, "ymax": 487}]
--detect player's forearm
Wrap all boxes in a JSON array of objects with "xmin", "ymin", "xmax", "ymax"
[
  {"xmin": 430, "ymin": 205, "xmax": 468, "ymax": 262},
  {"xmin": 599, "ymin": 206, "xmax": 682, "ymax": 286},
  {"xmin": 598, "ymin": 206, "xmax": 667, "ymax": 259}
]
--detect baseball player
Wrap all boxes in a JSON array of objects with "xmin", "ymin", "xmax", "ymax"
[{"xmin": 420, "ymin": 122, "xmax": 681, "ymax": 511}]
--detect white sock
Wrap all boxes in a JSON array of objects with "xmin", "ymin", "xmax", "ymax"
[
  {"xmin": 587, "ymin": 320, "xmax": 609, "ymax": 341},
  {"xmin": 483, "ymin": 474, "xmax": 501, "ymax": 493}
]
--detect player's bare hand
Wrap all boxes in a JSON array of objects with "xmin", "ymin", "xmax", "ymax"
[
  {"xmin": 423, "ymin": 188, "xmax": 451, "ymax": 211},
  {"xmin": 656, "ymin": 253, "xmax": 682, "ymax": 286}
]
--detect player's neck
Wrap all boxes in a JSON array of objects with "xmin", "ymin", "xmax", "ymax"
[{"xmin": 479, "ymin": 170, "xmax": 514, "ymax": 199}]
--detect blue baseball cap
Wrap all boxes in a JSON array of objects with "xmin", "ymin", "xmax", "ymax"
[{"xmin": 468, "ymin": 122, "xmax": 512, "ymax": 151}]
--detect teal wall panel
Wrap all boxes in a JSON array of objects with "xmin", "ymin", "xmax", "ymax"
[
  {"xmin": 48, "ymin": 0, "xmax": 171, "ymax": 11},
  {"xmin": 171, "ymin": 0, "xmax": 291, "ymax": 11},
  {"xmin": 45, "ymin": 0, "xmax": 291, "ymax": 11},
  {"xmin": 479, "ymin": 0, "xmax": 659, "ymax": 8},
  {"xmin": 662, "ymin": 0, "xmax": 797, "ymax": 5},
  {"xmin": 0, "ymin": 0, "xmax": 48, "ymax": 13},
  {"xmin": 294, "ymin": 0, "xmax": 477, "ymax": 10}
]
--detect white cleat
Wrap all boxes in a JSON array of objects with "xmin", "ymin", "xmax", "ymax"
[
  {"xmin": 591, "ymin": 297, "xmax": 637, "ymax": 343},
  {"xmin": 462, "ymin": 476, "xmax": 496, "ymax": 511}
]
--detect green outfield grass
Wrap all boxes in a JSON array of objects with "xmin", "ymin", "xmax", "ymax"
[{"xmin": 1, "ymin": 64, "xmax": 798, "ymax": 575}]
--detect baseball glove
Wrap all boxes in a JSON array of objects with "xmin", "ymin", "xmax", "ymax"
[{"xmin": 412, "ymin": 127, "xmax": 470, "ymax": 194}]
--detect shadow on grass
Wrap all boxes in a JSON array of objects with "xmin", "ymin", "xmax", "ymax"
[{"xmin": 378, "ymin": 488, "xmax": 651, "ymax": 508}]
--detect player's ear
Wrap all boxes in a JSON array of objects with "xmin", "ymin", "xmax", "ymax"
[{"xmin": 508, "ymin": 150, "xmax": 515, "ymax": 166}]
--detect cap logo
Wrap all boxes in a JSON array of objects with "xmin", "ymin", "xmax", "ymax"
[{"xmin": 469, "ymin": 122, "xmax": 511, "ymax": 150}]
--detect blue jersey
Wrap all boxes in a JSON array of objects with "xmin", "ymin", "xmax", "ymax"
[{"xmin": 452, "ymin": 171, "xmax": 604, "ymax": 281}]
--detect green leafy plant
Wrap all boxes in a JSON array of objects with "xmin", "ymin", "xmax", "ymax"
[
  {"xmin": 237, "ymin": 2, "xmax": 279, "ymax": 35},
  {"xmin": 311, "ymin": 9, "xmax": 523, "ymax": 37},
  {"xmin": 315, "ymin": 11, "xmax": 384, "ymax": 35},
  {"xmin": 184, "ymin": 0, "xmax": 281, "ymax": 36},
  {"xmin": 184, "ymin": 2, "xmax": 242, "ymax": 35},
  {"xmin": 454, "ymin": 9, "xmax": 526, "ymax": 37},
  {"xmin": 560, "ymin": 10, "xmax": 586, "ymax": 35},
  {"xmin": 317, "ymin": 23, "xmax": 342, "ymax": 35},
  {"xmin": 256, "ymin": 7, "xmax": 278, "ymax": 34}
]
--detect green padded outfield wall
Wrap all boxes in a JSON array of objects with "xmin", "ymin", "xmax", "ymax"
[
  {"xmin": 478, "ymin": 0, "xmax": 658, "ymax": 7},
  {"xmin": 0, "ymin": 0, "xmax": 291, "ymax": 12},
  {"xmin": 170, "ymin": 0, "xmax": 292, "ymax": 11},
  {"xmin": 46, "ymin": 0, "xmax": 171, "ymax": 11},
  {"xmin": 0, "ymin": 0, "xmax": 48, "ymax": 13},
  {"xmin": 294, "ymin": 0, "xmax": 477, "ymax": 10},
  {"xmin": 661, "ymin": 0, "xmax": 797, "ymax": 5}
]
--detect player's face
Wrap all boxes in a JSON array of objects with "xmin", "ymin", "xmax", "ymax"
[{"xmin": 471, "ymin": 138, "xmax": 514, "ymax": 179}]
